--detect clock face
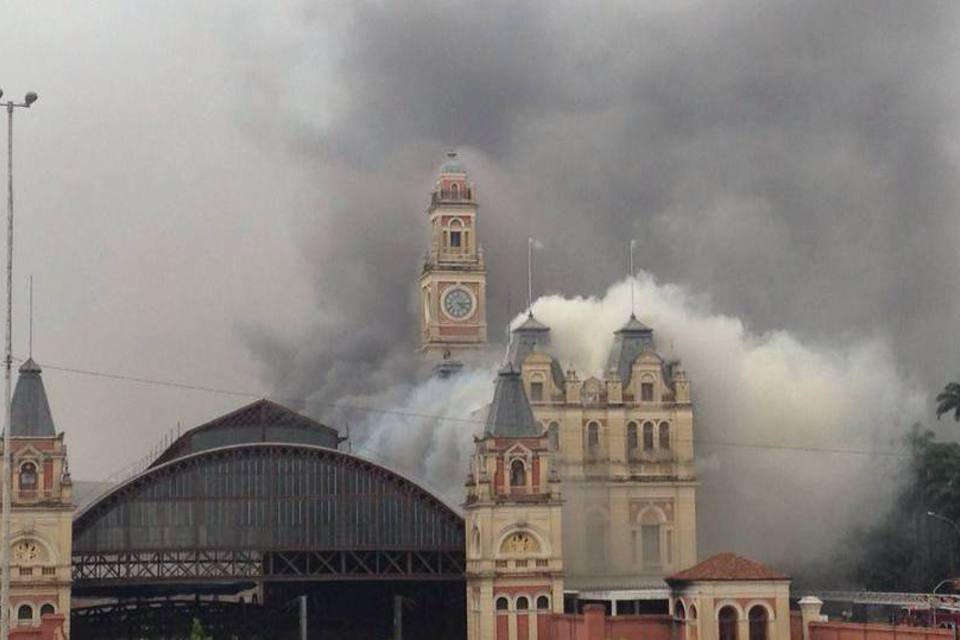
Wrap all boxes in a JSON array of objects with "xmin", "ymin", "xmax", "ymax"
[
  {"xmin": 443, "ymin": 288, "xmax": 473, "ymax": 319},
  {"xmin": 14, "ymin": 541, "xmax": 39, "ymax": 561}
]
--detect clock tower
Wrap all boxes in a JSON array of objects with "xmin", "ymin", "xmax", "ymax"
[{"xmin": 419, "ymin": 150, "xmax": 487, "ymax": 353}]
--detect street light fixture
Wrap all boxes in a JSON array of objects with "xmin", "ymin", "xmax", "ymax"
[
  {"xmin": 928, "ymin": 511, "xmax": 960, "ymax": 538},
  {"xmin": 0, "ymin": 86, "xmax": 38, "ymax": 640}
]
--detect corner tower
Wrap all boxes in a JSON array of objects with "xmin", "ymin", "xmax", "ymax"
[
  {"xmin": 465, "ymin": 367, "xmax": 563, "ymax": 640},
  {"xmin": 419, "ymin": 150, "xmax": 488, "ymax": 353},
  {"xmin": 4, "ymin": 359, "xmax": 73, "ymax": 636}
]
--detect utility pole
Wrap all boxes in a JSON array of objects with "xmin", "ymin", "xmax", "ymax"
[
  {"xmin": 0, "ymin": 87, "xmax": 37, "ymax": 640},
  {"xmin": 299, "ymin": 594, "xmax": 308, "ymax": 640},
  {"xmin": 393, "ymin": 595, "xmax": 403, "ymax": 640}
]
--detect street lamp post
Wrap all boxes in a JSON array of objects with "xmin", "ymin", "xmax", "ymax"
[
  {"xmin": 928, "ymin": 511, "xmax": 960, "ymax": 539},
  {"xmin": 0, "ymin": 87, "xmax": 37, "ymax": 640}
]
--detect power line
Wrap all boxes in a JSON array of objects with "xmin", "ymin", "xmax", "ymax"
[{"xmin": 20, "ymin": 356, "xmax": 917, "ymax": 461}]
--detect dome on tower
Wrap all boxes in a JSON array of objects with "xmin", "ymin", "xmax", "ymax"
[{"xmin": 440, "ymin": 149, "xmax": 466, "ymax": 174}]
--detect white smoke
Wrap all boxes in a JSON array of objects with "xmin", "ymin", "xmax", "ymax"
[
  {"xmin": 530, "ymin": 273, "xmax": 925, "ymax": 573},
  {"xmin": 351, "ymin": 272, "xmax": 925, "ymax": 574},
  {"xmin": 348, "ymin": 369, "xmax": 495, "ymax": 506}
]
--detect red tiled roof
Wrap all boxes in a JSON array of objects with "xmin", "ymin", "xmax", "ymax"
[{"xmin": 667, "ymin": 553, "xmax": 789, "ymax": 582}]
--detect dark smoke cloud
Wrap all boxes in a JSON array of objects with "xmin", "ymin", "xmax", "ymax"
[
  {"xmin": 236, "ymin": 1, "xmax": 960, "ymax": 573},
  {"xmin": 245, "ymin": 0, "xmax": 960, "ymax": 405}
]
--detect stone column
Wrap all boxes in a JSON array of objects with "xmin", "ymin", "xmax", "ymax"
[{"xmin": 798, "ymin": 597, "xmax": 825, "ymax": 640}]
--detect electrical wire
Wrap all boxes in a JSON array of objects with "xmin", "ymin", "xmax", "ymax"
[{"xmin": 20, "ymin": 356, "xmax": 917, "ymax": 461}]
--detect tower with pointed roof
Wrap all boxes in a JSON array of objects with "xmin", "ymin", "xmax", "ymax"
[
  {"xmin": 419, "ymin": 150, "xmax": 488, "ymax": 354},
  {"xmin": 464, "ymin": 366, "xmax": 564, "ymax": 640},
  {"xmin": 4, "ymin": 359, "xmax": 73, "ymax": 635}
]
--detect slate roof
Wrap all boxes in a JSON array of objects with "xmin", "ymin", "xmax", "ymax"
[
  {"xmin": 606, "ymin": 313, "xmax": 656, "ymax": 386},
  {"xmin": 484, "ymin": 366, "xmax": 540, "ymax": 438},
  {"xmin": 666, "ymin": 553, "xmax": 789, "ymax": 583},
  {"xmin": 506, "ymin": 313, "xmax": 565, "ymax": 389},
  {"xmin": 10, "ymin": 358, "xmax": 57, "ymax": 437}
]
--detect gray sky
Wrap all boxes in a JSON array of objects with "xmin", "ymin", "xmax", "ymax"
[{"xmin": 3, "ymin": 0, "xmax": 959, "ymax": 502}]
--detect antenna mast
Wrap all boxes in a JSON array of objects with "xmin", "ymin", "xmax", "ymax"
[
  {"xmin": 28, "ymin": 274, "xmax": 32, "ymax": 359},
  {"xmin": 629, "ymin": 240, "xmax": 636, "ymax": 318},
  {"xmin": 527, "ymin": 237, "xmax": 534, "ymax": 315}
]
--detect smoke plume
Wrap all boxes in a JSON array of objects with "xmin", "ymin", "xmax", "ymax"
[
  {"xmin": 334, "ymin": 272, "xmax": 922, "ymax": 574},
  {"xmin": 229, "ymin": 0, "xmax": 954, "ymax": 575}
]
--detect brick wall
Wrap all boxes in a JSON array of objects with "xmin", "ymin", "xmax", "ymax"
[
  {"xmin": 810, "ymin": 620, "xmax": 955, "ymax": 640},
  {"xmin": 539, "ymin": 604, "xmax": 674, "ymax": 640}
]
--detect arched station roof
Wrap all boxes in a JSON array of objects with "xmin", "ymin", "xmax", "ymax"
[
  {"xmin": 75, "ymin": 443, "xmax": 464, "ymax": 553},
  {"xmin": 73, "ymin": 408, "xmax": 465, "ymax": 592},
  {"xmin": 150, "ymin": 398, "xmax": 342, "ymax": 467}
]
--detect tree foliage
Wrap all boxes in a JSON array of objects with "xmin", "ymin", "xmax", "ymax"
[
  {"xmin": 849, "ymin": 425, "xmax": 960, "ymax": 591},
  {"xmin": 189, "ymin": 618, "xmax": 210, "ymax": 640},
  {"xmin": 937, "ymin": 382, "xmax": 960, "ymax": 422}
]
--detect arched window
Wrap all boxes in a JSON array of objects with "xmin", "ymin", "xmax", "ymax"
[
  {"xmin": 19, "ymin": 462, "xmax": 36, "ymax": 491},
  {"xmin": 627, "ymin": 422, "xmax": 638, "ymax": 454},
  {"xmin": 689, "ymin": 604, "xmax": 698, "ymax": 620},
  {"xmin": 451, "ymin": 182, "xmax": 459, "ymax": 199},
  {"xmin": 676, "ymin": 601, "xmax": 686, "ymax": 620},
  {"xmin": 639, "ymin": 508, "xmax": 665, "ymax": 569},
  {"xmin": 510, "ymin": 460, "xmax": 526, "ymax": 487},
  {"xmin": 587, "ymin": 422, "xmax": 600, "ymax": 455},
  {"xmin": 516, "ymin": 596, "xmax": 529, "ymax": 611},
  {"xmin": 530, "ymin": 375, "xmax": 544, "ymax": 402},
  {"xmin": 496, "ymin": 597, "xmax": 509, "ymax": 611},
  {"xmin": 659, "ymin": 422, "xmax": 670, "ymax": 450},
  {"xmin": 642, "ymin": 422, "xmax": 654, "ymax": 451},
  {"xmin": 447, "ymin": 219, "xmax": 464, "ymax": 250},
  {"xmin": 548, "ymin": 422, "xmax": 560, "ymax": 452},
  {"xmin": 718, "ymin": 606, "xmax": 738, "ymax": 640},
  {"xmin": 749, "ymin": 606, "xmax": 768, "ymax": 640},
  {"xmin": 17, "ymin": 604, "xmax": 32, "ymax": 621},
  {"xmin": 39, "ymin": 604, "xmax": 54, "ymax": 618},
  {"xmin": 536, "ymin": 595, "xmax": 550, "ymax": 610}
]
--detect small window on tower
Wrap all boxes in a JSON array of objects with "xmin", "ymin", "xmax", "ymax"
[
  {"xmin": 19, "ymin": 462, "xmax": 37, "ymax": 491},
  {"xmin": 530, "ymin": 381, "xmax": 544, "ymax": 402},
  {"xmin": 510, "ymin": 460, "xmax": 526, "ymax": 487},
  {"xmin": 641, "ymin": 382, "xmax": 654, "ymax": 402},
  {"xmin": 643, "ymin": 422, "xmax": 654, "ymax": 451},
  {"xmin": 659, "ymin": 422, "xmax": 670, "ymax": 450},
  {"xmin": 451, "ymin": 183, "xmax": 459, "ymax": 198},
  {"xmin": 450, "ymin": 230, "xmax": 462, "ymax": 248},
  {"xmin": 627, "ymin": 422, "xmax": 639, "ymax": 452},
  {"xmin": 587, "ymin": 422, "xmax": 600, "ymax": 455}
]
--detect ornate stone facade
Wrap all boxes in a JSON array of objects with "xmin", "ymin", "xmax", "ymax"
[
  {"xmin": 419, "ymin": 151, "xmax": 488, "ymax": 353},
  {"xmin": 510, "ymin": 313, "xmax": 698, "ymax": 594}
]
